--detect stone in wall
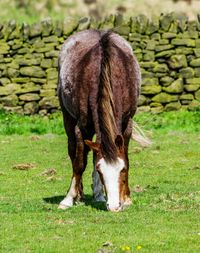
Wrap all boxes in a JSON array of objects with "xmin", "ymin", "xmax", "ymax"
[{"xmin": 163, "ymin": 78, "xmax": 183, "ymax": 93}]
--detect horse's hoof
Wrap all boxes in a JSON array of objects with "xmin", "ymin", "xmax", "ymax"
[
  {"xmin": 94, "ymin": 195, "xmax": 106, "ymax": 202},
  {"xmin": 58, "ymin": 204, "xmax": 71, "ymax": 210},
  {"xmin": 58, "ymin": 197, "xmax": 73, "ymax": 209}
]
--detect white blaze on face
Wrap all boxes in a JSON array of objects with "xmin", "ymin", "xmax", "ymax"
[{"xmin": 97, "ymin": 157, "xmax": 125, "ymax": 211}]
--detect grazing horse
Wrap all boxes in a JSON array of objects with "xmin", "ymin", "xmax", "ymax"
[{"xmin": 58, "ymin": 29, "xmax": 141, "ymax": 212}]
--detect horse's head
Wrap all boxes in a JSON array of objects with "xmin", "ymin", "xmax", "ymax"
[{"xmin": 85, "ymin": 135, "xmax": 129, "ymax": 212}]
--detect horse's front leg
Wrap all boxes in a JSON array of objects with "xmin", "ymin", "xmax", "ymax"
[
  {"xmin": 59, "ymin": 125, "xmax": 89, "ymax": 209},
  {"xmin": 92, "ymin": 153, "xmax": 106, "ymax": 202}
]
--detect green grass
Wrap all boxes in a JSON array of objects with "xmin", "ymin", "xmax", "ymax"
[
  {"xmin": 0, "ymin": 109, "xmax": 200, "ymax": 135},
  {"xmin": 0, "ymin": 110, "xmax": 200, "ymax": 253},
  {"xmin": 0, "ymin": 110, "xmax": 64, "ymax": 135}
]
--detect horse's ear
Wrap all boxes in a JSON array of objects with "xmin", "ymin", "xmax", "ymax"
[
  {"xmin": 115, "ymin": 135, "xmax": 124, "ymax": 152},
  {"xmin": 85, "ymin": 140, "xmax": 100, "ymax": 153}
]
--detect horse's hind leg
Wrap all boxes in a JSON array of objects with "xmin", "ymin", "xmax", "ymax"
[
  {"xmin": 58, "ymin": 112, "xmax": 89, "ymax": 209},
  {"xmin": 122, "ymin": 118, "xmax": 134, "ymax": 206}
]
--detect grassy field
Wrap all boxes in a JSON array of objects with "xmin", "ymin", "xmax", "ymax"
[{"xmin": 0, "ymin": 110, "xmax": 200, "ymax": 253}]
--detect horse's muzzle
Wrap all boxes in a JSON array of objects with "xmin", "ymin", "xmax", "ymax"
[{"xmin": 106, "ymin": 203, "xmax": 123, "ymax": 212}]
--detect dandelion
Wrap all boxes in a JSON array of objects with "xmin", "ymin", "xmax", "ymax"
[
  {"xmin": 121, "ymin": 245, "xmax": 131, "ymax": 251},
  {"xmin": 136, "ymin": 245, "xmax": 142, "ymax": 250},
  {"xmin": 121, "ymin": 246, "xmax": 126, "ymax": 251}
]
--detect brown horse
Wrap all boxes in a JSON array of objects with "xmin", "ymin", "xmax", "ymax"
[{"xmin": 58, "ymin": 29, "xmax": 141, "ymax": 212}]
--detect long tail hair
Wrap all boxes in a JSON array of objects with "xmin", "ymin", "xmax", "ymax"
[
  {"xmin": 98, "ymin": 31, "xmax": 118, "ymax": 162},
  {"xmin": 131, "ymin": 120, "xmax": 152, "ymax": 147}
]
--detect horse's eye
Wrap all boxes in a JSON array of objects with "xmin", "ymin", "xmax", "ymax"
[
  {"xmin": 121, "ymin": 168, "xmax": 126, "ymax": 173},
  {"xmin": 96, "ymin": 164, "xmax": 101, "ymax": 172},
  {"xmin": 120, "ymin": 168, "xmax": 126, "ymax": 182}
]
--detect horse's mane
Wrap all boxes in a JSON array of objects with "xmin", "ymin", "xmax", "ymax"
[{"xmin": 98, "ymin": 31, "xmax": 118, "ymax": 162}]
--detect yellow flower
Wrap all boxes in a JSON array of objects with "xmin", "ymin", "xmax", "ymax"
[
  {"xmin": 136, "ymin": 245, "xmax": 142, "ymax": 250},
  {"xmin": 121, "ymin": 246, "xmax": 126, "ymax": 251},
  {"xmin": 121, "ymin": 245, "xmax": 131, "ymax": 251}
]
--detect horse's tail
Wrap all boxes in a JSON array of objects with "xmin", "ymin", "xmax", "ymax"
[
  {"xmin": 131, "ymin": 120, "xmax": 152, "ymax": 147},
  {"xmin": 98, "ymin": 32, "xmax": 151, "ymax": 152},
  {"xmin": 98, "ymin": 31, "xmax": 118, "ymax": 162}
]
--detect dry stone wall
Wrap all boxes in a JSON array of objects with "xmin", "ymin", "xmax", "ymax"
[{"xmin": 0, "ymin": 13, "xmax": 200, "ymax": 115}]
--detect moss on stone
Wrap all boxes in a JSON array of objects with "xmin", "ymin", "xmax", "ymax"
[
  {"xmin": 0, "ymin": 42, "xmax": 10, "ymax": 54},
  {"xmin": 39, "ymin": 96, "xmax": 59, "ymax": 109},
  {"xmin": 24, "ymin": 102, "xmax": 39, "ymax": 115},
  {"xmin": 41, "ymin": 18, "xmax": 53, "ymax": 37},
  {"xmin": 194, "ymin": 68, "xmax": 200, "ymax": 77},
  {"xmin": 163, "ymin": 78, "xmax": 183, "ymax": 93},
  {"xmin": 155, "ymin": 44, "xmax": 174, "ymax": 52},
  {"xmin": 188, "ymin": 100, "xmax": 200, "ymax": 110},
  {"xmin": 41, "ymin": 59, "xmax": 52, "ymax": 69},
  {"xmin": 160, "ymin": 76, "xmax": 174, "ymax": 86},
  {"xmin": 175, "ymin": 47, "xmax": 193, "ymax": 55},
  {"xmin": 168, "ymin": 55, "xmax": 187, "ymax": 69},
  {"xmin": 186, "ymin": 78, "xmax": 200, "ymax": 84},
  {"xmin": 142, "ymin": 78, "xmax": 159, "ymax": 86},
  {"xmin": 19, "ymin": 93, "xmax": 40, "ymax": 101},
  {"xmin": 7, "ymin": 68, "xmax": 19, "ymax": 78},
  {"xmin": 29, "ymin": 23, "xmax": 42, "ymax": 38},
  {"xmin": 137, "ymin": 105, "xmax": 151, "ymax": 113},
  {"xmin": 171, "ymin": 39, "xmax": 195, "ymax": 47},
  {"xmin": 179, "ymin": 67, "xmax": 194, "ymax": 78},
  {"xmin": 190, "ymin": 58, "xmax": 200, "ymax": 67},
  {"xmin": 180, "ymin": 94, "xmax": 194, "ymax": 100},
  {"xmin": 63, "ymin": 17, "xmax": 78, "ymax": 36},
  {"xmin": 195, "ymin": 89, "xmax": 200, "ymax": 100},
  {"xmin": 141, "ymin": 85, "xmax": 161, "ymax": 95},
  {"xmin": 152, "ymin": 92, "xmax": 178, "ymax": 103},
  {"xmin": 155, "ymin": 50, "xmax": 175, "ymax": 58},
  {"xmin": 153, "ymin": 63, "xmax": 169, "ymax": 73},
  {"xmin": 184, "ymin": 84, "xmax": 200, "ymax": 92},
  {"xmin": 20, "ymin": 83, "xmax": 41, "ymax": 94},
  {"xmin": 40, "ymin": 89, "xmax": 55, "ymax": 97},
  {"xmin": 0, "ymin": 94, "xmax": 18, "ymax": 106},
  {"xmin": 143, "ymin": 51, "xmax": 155, "ymax": 61},
  {"xmin": 46, "ymin": 68, "xmax": 57, "ymax": 80},
  {"xmin": 20, "ymin": 66, "xmax": 46, "ymax": 78},
  {"xmin": 165, "ymin": 101, "xmax": 181, "ymax": 111},
  {"xmin": 162, "ymin": 33, "xmax": 177, "ymax": 39},
  {"xmin": 138, "ymin": 95, "xmax": 147, "ymax": 106},
  {"xmin": 145, "ymin": 40, "xmax": 157, "ymax": 50}
]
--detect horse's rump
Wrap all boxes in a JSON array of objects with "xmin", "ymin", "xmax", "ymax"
[{"xmin": 58, "ymin": 29, "xmax": 140, "ymax": 135}]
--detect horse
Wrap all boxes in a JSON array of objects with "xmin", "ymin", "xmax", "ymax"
[{"xmin": 57, "ymin": 29, "xmax": 141, "ymax": 212}]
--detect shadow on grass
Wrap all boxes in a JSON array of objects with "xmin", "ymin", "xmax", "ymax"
[{"xmin": 43, "ymin": 194, "xmax": 107, "ymax": 211}]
